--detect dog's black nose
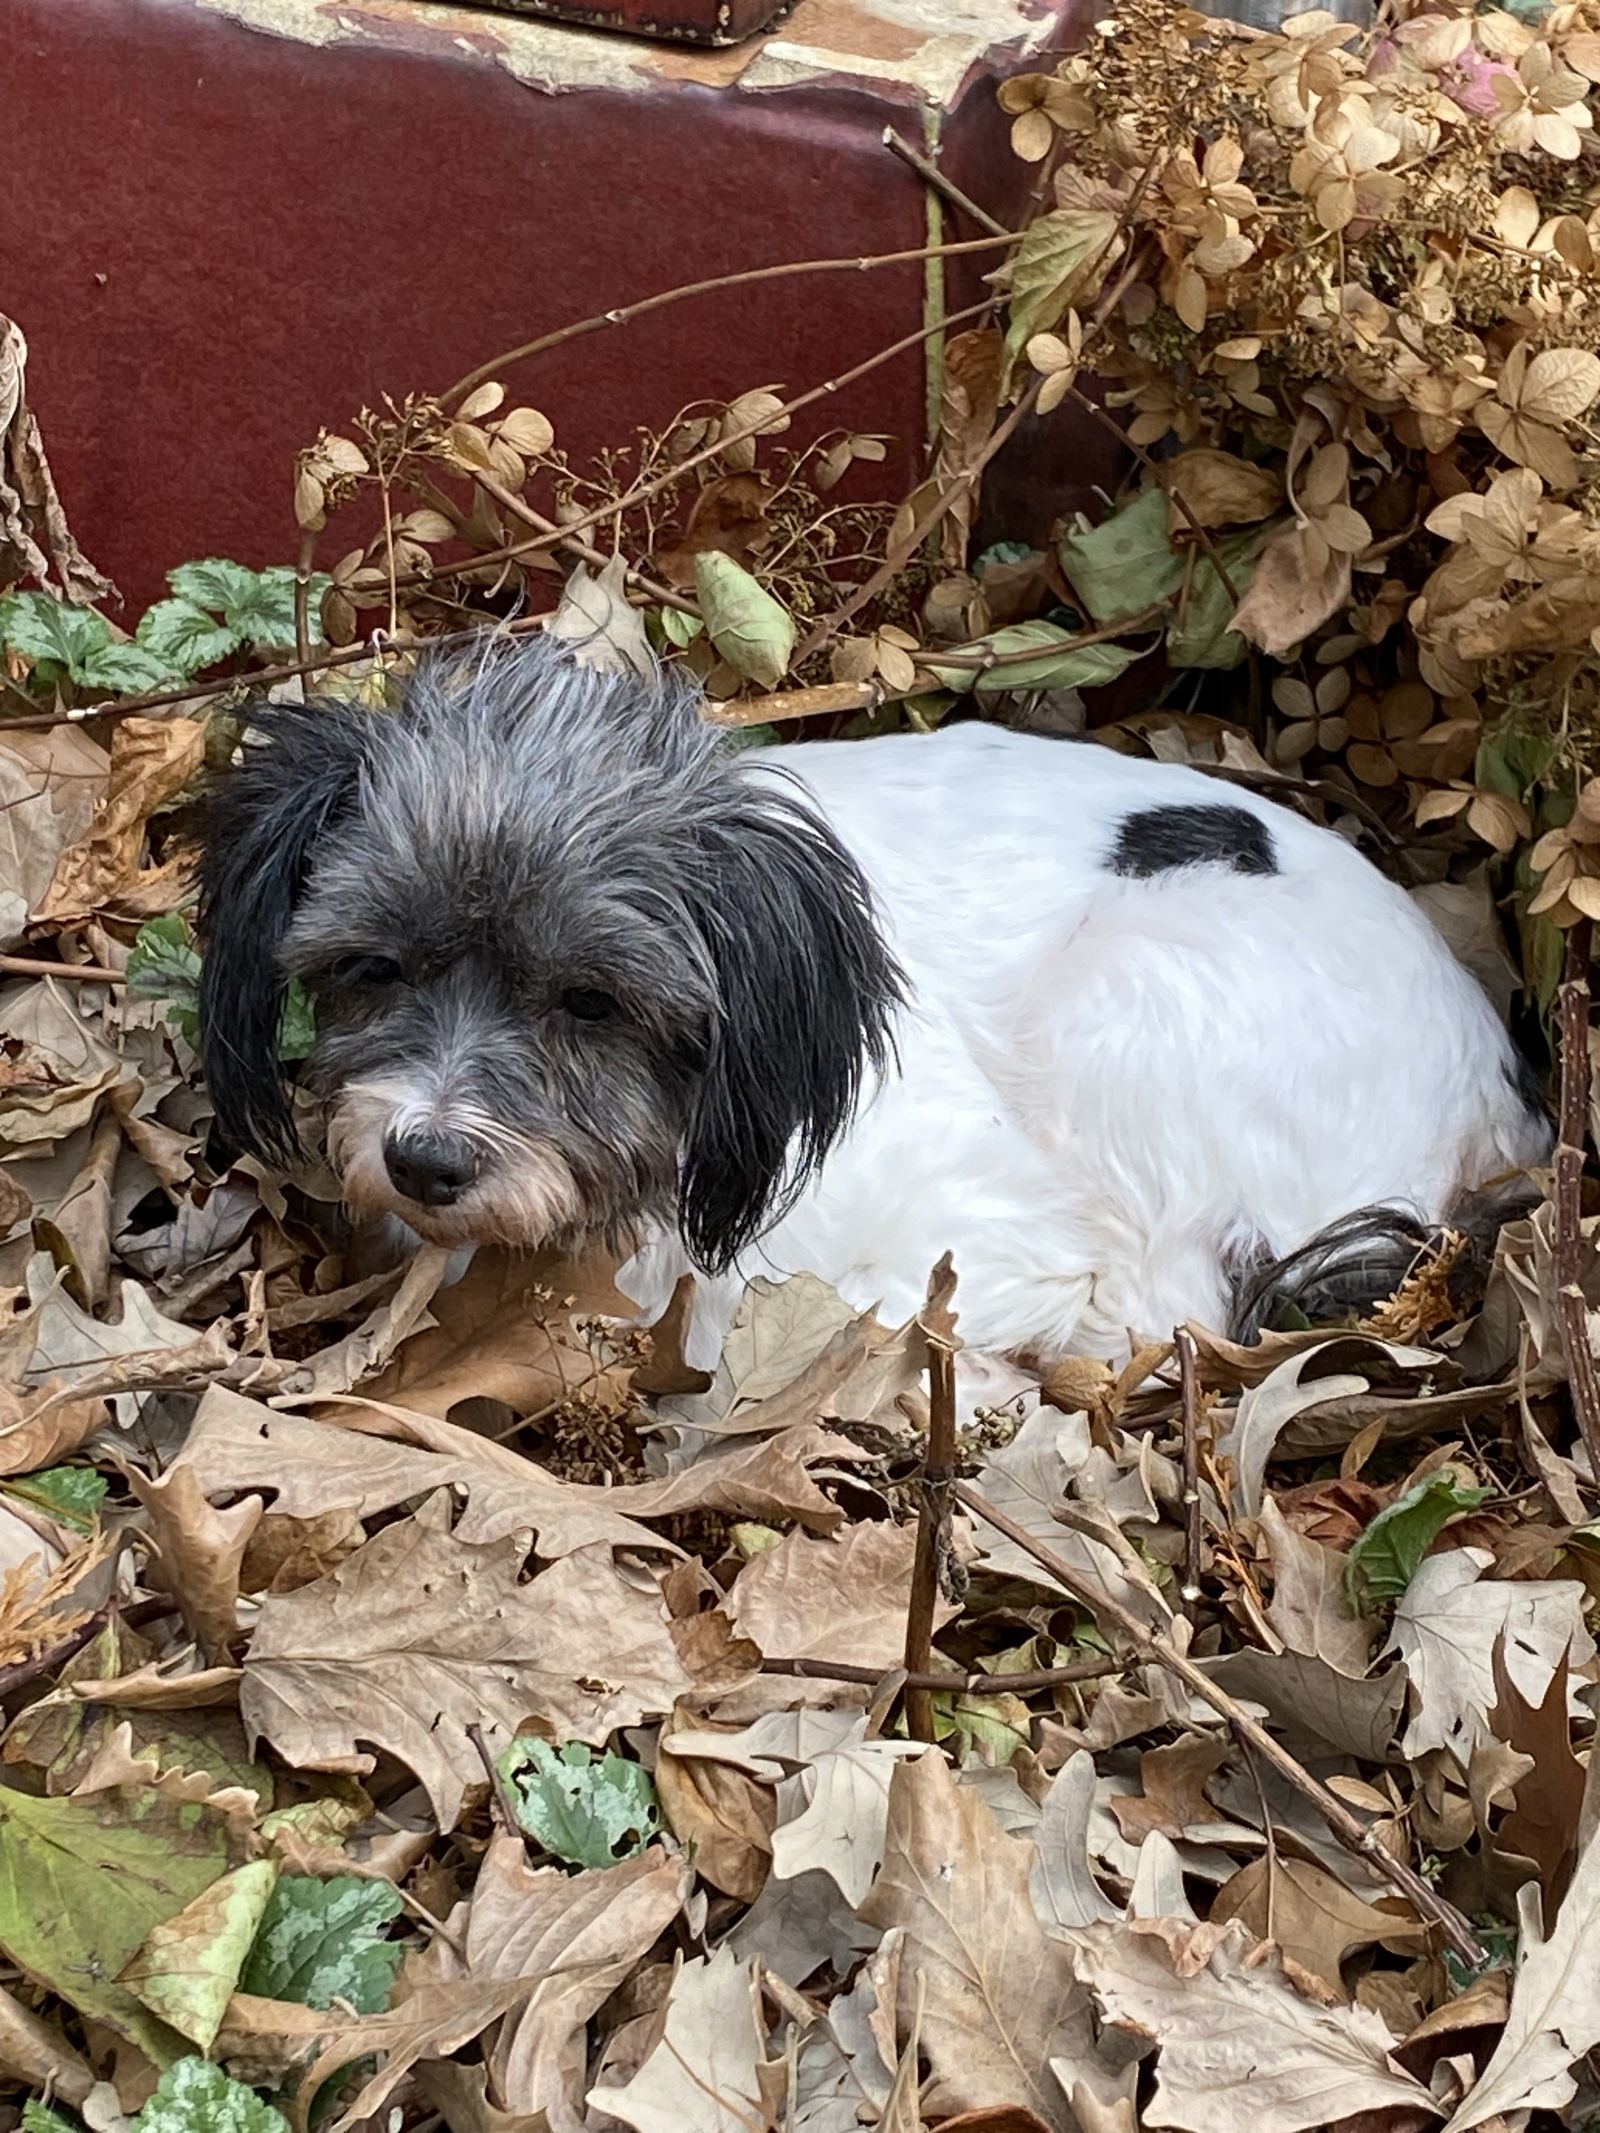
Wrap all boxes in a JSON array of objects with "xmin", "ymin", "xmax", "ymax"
[{"xmin": 383, "ymin": 1128, "xmax": 480, "ymax": 1207}]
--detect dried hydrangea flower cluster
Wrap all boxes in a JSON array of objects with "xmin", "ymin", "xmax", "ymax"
[{"xmin": 997, "ymin": 0, "xmax": 1600, "ymax": 917}]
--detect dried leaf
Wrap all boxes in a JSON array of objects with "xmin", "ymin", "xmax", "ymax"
[
  {"xmin": 241, "ymin": 1492, "xmax": 692, "ymax": 1827},
  {"xmin": 859, "ymin": 1751, "xmax": 1098, "ymax": 2130},
  {"xmin": 1067, "ymin": 1917, "xmax": 1440, "ymax": 2133}
]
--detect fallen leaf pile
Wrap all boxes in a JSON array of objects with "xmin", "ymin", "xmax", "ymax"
[{"xmin": 4, "ymin": 3, "xmax": 1600, "ymax": 2127}]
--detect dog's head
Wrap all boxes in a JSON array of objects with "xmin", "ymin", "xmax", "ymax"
[{"xmin": 195, "ymin": 635, "xmax": 901, "ymax": 1270}]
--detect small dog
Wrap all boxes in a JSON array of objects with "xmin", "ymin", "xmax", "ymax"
[{"xmin": 197, "ymin": 635, "xmax": 1547, "ymax": 1364}]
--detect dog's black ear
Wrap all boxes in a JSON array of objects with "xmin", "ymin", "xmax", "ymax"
[
  {"xmin": 196, "ymin": 701, "xmax": 369, "ymax": 1162},
  {"xmin": 679, "ymin": 785, "xmax": 902, "ymax": 1273}
]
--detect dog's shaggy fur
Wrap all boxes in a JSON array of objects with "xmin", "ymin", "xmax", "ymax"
[{"xmin": 197, "ymin": 634, "xmax": 1548, "ymax": 1363}]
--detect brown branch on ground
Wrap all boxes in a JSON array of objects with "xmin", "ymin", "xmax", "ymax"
[
  {"xmin": 466, "ymin": 1720, "xmax": 530, "ymax": 1853},
  {"xmin": 1555, "ymin": 917, "xmax": 1600, "ymax": 1488},
  {"xmin": 0, "ymin": 952, "xmax": 124, "ymax": 983},
  {"xmin": 1176, "ymin": 1326, "xmax": 1204, "ymax": 1616},
  {"xmin": 760, "ymin": 1653, "xmax": 1123, "ymax": 1694},
  {"xmin": 952, "ymin": 1475, "xmax": 1489, "ymax": 1966},
  {"xmin": 904, "ymin": 1334, "xmax": 959, "ymax": 1743}
]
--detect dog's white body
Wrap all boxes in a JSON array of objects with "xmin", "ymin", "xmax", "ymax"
[{"xmin": 620, "ymin": 722, "xmax": 1541, "ymax": 1365}]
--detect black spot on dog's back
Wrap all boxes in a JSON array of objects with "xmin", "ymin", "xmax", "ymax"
[{"xmin": 1109, "ymin": 803, "xmax": 1277, "ymax": 880}]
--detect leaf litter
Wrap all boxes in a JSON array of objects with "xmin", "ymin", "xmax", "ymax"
[{"xmin": 6, "ymin": 10, "xmax": 1600, "ymax": 2129}]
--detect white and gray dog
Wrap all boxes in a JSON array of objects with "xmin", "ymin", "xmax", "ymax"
[{"xmin": 197, "ymin": 634, "xmax": 1547, "ymax": 1366}]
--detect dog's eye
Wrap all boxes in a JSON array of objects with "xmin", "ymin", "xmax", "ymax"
[
  {"xmin": 561, "ymin": 986, "xmax": 617, "ymax": 1023},
  {"xmin": 330, "ymin": 955, "xmax": 402, "ymax": 988}
]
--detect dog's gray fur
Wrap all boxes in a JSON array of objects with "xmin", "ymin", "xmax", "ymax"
[{"xmin": 196, "ymin": 635, "xmax": 902, "ymax": 1270}]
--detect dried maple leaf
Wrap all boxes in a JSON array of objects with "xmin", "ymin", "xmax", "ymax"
[
  {"xmin": 859, "ymin": 1751, "xmax": 1099, "ymax": 2132},
  {"xmin": 1067, "ymin": 1915, "xmax": 1440, "ymax": 2133},
  {"xmin": 242, "ymin": 1491, "xmax": 692, "ymax": 1827}
]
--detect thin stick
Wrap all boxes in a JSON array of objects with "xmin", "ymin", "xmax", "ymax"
[
  {"xmin": 1176, "ymin": 1326, "xmax": 1204, "ymax": 1616},
  {"xmin": 883, "ymin": 129, "xmax": 1010, "ymax": 238},
  {"xmin": 793, "ymin": 232, "xmax": 1154, "ymax": 666},
  {"xmin": 466, "ymin": 468, "xmax": 700, "ymax": 616},
  {"xmin": 918, "ymin": 600, "xmax": 1169, "ymax": 671},
  {"xmin": 0, "ymin": 953, "xmax": 124, "ymax": 983},
  {"xmin": 442, "ymin": 234, "xmax": 1020, "ymax": 406},
  {"xmin": 760, "ymin": 1653, "xmax": 1122, "ymax": 1694},
  {"xmin": 711, "ymin": 680, "xmax": 880, "ymax": 727},
  {"xmin": 904, "ymin": 1338, "xmax": 959, "ymax": 1742},
  {"xmin": 405, "ymin": 294, "xmax": 1000, "ymax": 594},
  {"xmin": 293, "ymin": 525, "xmax": 317, "ymax": 667},
  {"xmin": 466, "ymin": 1721, "xmax": 528, "ymax": 1850},
  {"xmin": 952, "ymin": 1476, "xmax": 1488, "ymax": 1965},
  {"xmin": 1555, "ymin": 918, "xmax": 1600, "ymax": 1487},
  {"xmin": 793, "ymin": 378, "xmax": 1041, "ymax": 666}
]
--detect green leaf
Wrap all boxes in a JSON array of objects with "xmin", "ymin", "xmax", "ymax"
[
  {"xmin": 76, "ymin": 641, "xmax": 178, "ymax": 694},
  {"xmin": 131, "ymin": 2059, "xmax": 290, "ymax": 2133},
  {"xmin": 658, "ymin": 604, "xmax": 704, "ymax": 648},
  {"xmin": 276, "ymin": 977, "xmax": 317, "ymax": 1063},
  {"xmin": 1167, "ymin": 528, "xmax": 1268, "ymax": 670},
  {"xmin": 498, "ymin": 1738, "xmax": 662, "ymax": 1868},
  {"xmin": 1346, "ymin": 1472, "xmax": 1492, "ymax": 1609},
  {"xmin": 0, "ymin": 590, "xmax": 111, "ymax": 671},
  {"xmin": 123, "ymin": 1860, "xmax": 280, "ymax": 2052},
  {"xmin": 1059, "ymin": 488, "xmax": 1186, "ymax": 627},
  {"xmin": 240, "ymin": 1874, "xmax": 403, "ymax": 2014},
  {"xmin": 926, "ymin": 621, "xmax": 1139, "ymax": 696},
  {"xmin": 137, "ymin": 598, "xmax": 243, "ymax": 678},
  {"xmin": 693, "ymin": 552, "xmax": 795, "ymax": 688},
  {"xmin": 127, "ymin": 913, "xmax": 204, "ymax": 1050},
  {"xmin": 23, "ymin": 2102, "xmax": 84, "ymax": 2133},
  {"xmin": 1001, "ymin": 207, "xmax": 1119, "ymax": 381},
  {"xmin": 168, "ymin": 558, "xmax": 265, "ymax": 614},
  {"xmin": 6, "ymin": 1464, "xmax": 107, "ymax": 1531},
  {"xmin": 0, "ymin": 1779, "xmax": 240, "ymax": 2061},
  {"xmin": 168, "ymin": 559, "xmax": 329, "ymax": 652}
]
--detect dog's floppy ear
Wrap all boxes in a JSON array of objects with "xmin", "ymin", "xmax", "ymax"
[
  {"xmin": 196, "ymin": 701, "xmax": 369, "ymax": 1162},
  {"xmin": 679, "ymin": 786, "xmax": 901, "ymax": 1273}
]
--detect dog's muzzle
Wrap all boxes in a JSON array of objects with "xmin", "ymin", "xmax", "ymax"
[{"xmin": 382, "ymin": 1126, "xmax": 480, "ymax": 1208}]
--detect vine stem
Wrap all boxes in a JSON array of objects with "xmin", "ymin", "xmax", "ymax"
[
  {"xmin": 904, "ymin": 1334, "xmax": 959, "ymax": 1742},
  {"xmin": 1555, "ymin": 918, "xmax": 1600, "ymax": 1486},
  {"xmin": 952, "ymin": 1476, "xmax": 1488, "ymax": 1966}
]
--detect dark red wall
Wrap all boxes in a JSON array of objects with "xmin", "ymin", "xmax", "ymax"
[{"xmin": 5, "ymin": 0, "xmax": 1116, "ymax": 613}]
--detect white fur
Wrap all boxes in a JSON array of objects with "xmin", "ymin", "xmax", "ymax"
[{"xmin": 618, "ymin": 724, "xmax": 1542, "ymax": 1367}]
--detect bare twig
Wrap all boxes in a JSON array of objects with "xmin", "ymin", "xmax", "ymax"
[
  {"xmin": 760, "ymin": 1653, "xmax": 1123, "ymax": 1694},
  {"xmin": 710, "ymin": 681, "xmax": 881, "ymax": 727},
  {"xmin": 794, "ymin": 377, "xmax": 1042, "ymax": 666},
  {"xmin": 916, "ymin": 600, "xmax": 1169, "ymax": 672},
  {"xmin": 0, "ymin": 953, "xmax": 124, "ymax": 984},
  {"xmin": 952, "ymin": 1476, "xmax": 1488, "ymax": 1965},
  {"xmin": 466, "ymin": 468, "xmax": 700, "ymax": 616},
  {"xmin": 882, "ymin": 129, "xmax": 1010, "ymax": 239},
  {"xmin": 794, "ymin": 230, "xmax": 1155, "ymax": 665},
  {"xmin": 442, "ymin": 234, "xmax": 1020, "ymax": 406},
  {"xmin": 293, "ymin": 525, "xmax": 317, "ymax": 667},
  {"xmin": 405, "ymin": 294, "xmax": 1002, "ymax": 595},
  {"xmin": 904, "ymin": 1336, "xmax": 959, "ymax": 1742},
  {"xmin": 1556, "ymin": 918, "xmax": 1600, "ymax": 1487},
  {"xmin": 1176, "ymin": 1326, "xmax": 1204, "ymax": 1616},
  {"xmin": 466, "ymin": 1720, "xmax": 528, "ymax": 1850}
]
